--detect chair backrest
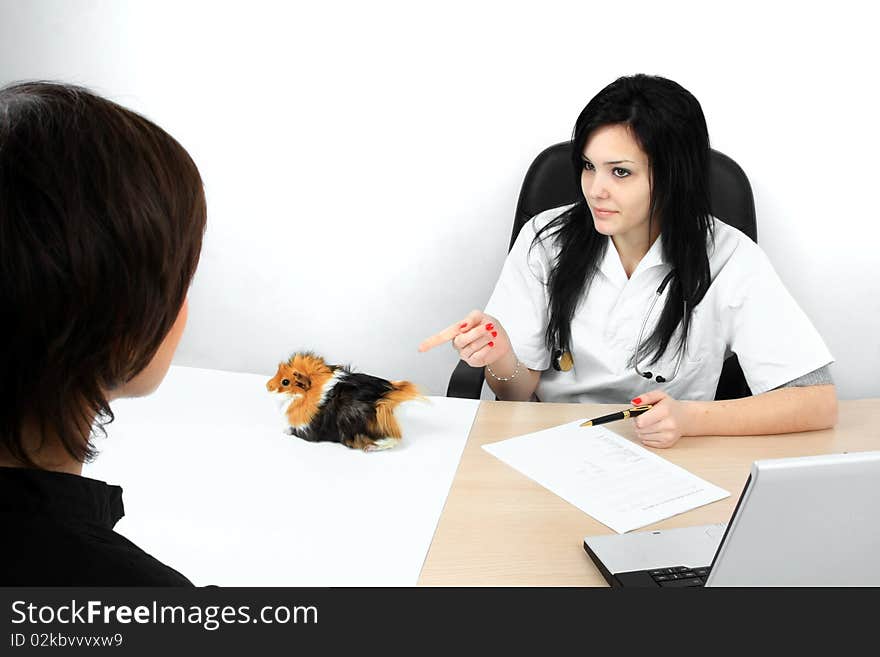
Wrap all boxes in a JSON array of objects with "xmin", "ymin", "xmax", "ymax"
[{"xmin": 510, "ymin": 142, "xmax": 757, "ymax": 400}]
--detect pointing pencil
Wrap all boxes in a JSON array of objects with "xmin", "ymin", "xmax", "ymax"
[{"xmin": 580, "ymin": 404, "xmax": 654, "ymax": 427}]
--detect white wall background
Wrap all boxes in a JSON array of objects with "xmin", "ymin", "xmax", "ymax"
[{"xmin": 2, "ymin": 0, "xmax": 878, "ymax": 400}]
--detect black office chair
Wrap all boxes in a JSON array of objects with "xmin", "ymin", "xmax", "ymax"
[{"xmin": 446, "ymin": 142, "xmax": 757, "ymax": 401}]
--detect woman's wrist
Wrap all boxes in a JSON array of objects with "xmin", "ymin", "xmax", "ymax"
[
  {"xmin": 485, "ymin": 350, "xmax": 521, "ymax": 381},
  {"xmin": 680, "ymin": 400, "xmax": 711, "ymax": 436}
]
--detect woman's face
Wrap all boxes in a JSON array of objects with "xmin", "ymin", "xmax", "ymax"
[{"xmin": 580, "ymin": 123, "xmax": 653, "ymax": 243}]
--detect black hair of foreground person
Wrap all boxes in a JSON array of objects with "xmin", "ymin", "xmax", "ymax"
[{"xmin": 0, "ymin": 81, "xmax": 206, "ymax": 585}]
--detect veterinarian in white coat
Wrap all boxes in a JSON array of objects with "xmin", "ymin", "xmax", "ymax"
[{"xmin": 419, "ymin": 74, "xmax": 836, "ymax": 448}]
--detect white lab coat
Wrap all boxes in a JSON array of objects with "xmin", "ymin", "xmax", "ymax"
[{"xmin": 484, "ymin": 205, "xmax": 833, "ymax": 403}]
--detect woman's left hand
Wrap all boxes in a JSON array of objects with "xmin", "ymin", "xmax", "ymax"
[{"xmin": 630, "ymin": 390, "xmax": 693, "ymax": 448}]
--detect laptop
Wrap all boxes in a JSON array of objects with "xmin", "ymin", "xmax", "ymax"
[{"xmin": 583, "ymin": 450, "xmax": 880, "ymax": 587}]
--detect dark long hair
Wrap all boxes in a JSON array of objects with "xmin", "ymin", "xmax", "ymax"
[
  {"xmin": 533, "ymin": 74, "xmax": 713, "ymax": 368},
  {"xmin": 0, "ymin": 82, "xmax": 207, "ymax": 467}
]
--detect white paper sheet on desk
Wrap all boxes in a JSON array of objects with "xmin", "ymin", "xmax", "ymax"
[{"xmin": 483, "ymin": 420, "xmax": 729, "ymax": 533}]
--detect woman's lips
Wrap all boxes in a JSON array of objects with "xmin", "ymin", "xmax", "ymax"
[{"xmin": 593, "ymin": 208, "xmax": 618, "ymax": 217}]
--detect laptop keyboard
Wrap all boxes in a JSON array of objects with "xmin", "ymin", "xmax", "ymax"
[{"xmin": 649, "ymin": 566, "xmax": 710, "ymax": 587}]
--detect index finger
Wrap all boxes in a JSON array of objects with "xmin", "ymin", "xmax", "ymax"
[
  {"xmin": 418, "ymin": 322, "xmax": 462, "ymax": 352},
  {"xmin": 418, "ymin": 310, "xmax": 484, "ymax": 353}
]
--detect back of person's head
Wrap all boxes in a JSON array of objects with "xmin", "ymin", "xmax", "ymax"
[{"xmin": 0, "ymin": 81, "xmax": 207, "ymax": 468}]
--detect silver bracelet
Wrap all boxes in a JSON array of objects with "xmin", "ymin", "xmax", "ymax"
[{"xmin": 486, "ymin": 360, "xmax": 522, "ymax": 382}]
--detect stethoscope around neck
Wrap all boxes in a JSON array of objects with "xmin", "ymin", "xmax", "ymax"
[{"xmin": 551, "ymin": 269, "xmax": 686, "ymax": 384}]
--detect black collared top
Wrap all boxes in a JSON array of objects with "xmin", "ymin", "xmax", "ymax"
[{"xmin": 0, "ymin": 467, "xmax": 192, "ymax": 586}]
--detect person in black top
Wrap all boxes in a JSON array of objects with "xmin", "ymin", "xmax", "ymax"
[{"xmin": 0, "ymin": 82, "xmax": 206, "ymax": 585}]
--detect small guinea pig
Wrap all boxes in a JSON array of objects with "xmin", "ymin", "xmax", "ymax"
[{"xmin": 265, "ymin": 352, "xmax": 424, "ymax": 452}]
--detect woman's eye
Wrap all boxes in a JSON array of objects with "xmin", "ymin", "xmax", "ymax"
[
  {"xmin": 582, "ymin": 160, "xmax": 595, "ymax": 171},
  {"xmin": 281, "ymin": 379, "xmax": 290, "ymax": 386},
  {"xmin": 612, "ymin": 167, "xmax": 631, "ymax": 178}
]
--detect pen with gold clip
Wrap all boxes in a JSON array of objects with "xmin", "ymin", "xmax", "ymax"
[{"xmin": 580, "ymin": 404, "xmax": 653, "ymax": 427}]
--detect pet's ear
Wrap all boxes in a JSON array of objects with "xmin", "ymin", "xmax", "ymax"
[{"xmin": 292, "ymin": 370, "xmax": 311, "ymax": 391}]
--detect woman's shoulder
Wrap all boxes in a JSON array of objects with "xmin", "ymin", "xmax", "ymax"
[
  {"xmin": 707, "ymin": 217, "xmax": 778, "ymax": 303},
  {"xmin": 707, "ymin": 217, "xmax": 766, "ymax": 271},
  {"xmin": 504, "ymin": 203, "xmax": 576, "ymax": 277}
]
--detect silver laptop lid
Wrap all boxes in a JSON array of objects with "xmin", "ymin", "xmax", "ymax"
[{"xmin": 707, "ymin": 451, "xmax": 880, "ymax": 587}]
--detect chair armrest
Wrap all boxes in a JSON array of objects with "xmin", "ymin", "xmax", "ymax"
[
  {"xmin": 714, "ymin": 354, "xmax": 752, "ymax": 400},
  {"xmin": 446, "ymin": 359, "xmax": 485, "ymax": 399}
]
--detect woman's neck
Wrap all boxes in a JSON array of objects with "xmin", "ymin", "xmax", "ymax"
[
  {"xmin": 0, "ymin": 420, "xmax": 85, "ymax": 475},
  {"xmin": 611, "ymin": 224, "xmax": 661, "ymax": 278}
]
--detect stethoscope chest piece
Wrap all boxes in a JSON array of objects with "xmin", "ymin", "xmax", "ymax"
[{"xmin": 553, "ymin": 349, "xmax": 574, "ymax": 372}]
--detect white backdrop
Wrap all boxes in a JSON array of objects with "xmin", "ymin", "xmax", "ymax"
[{"xmin": 2, "ymin": 0, "xmax": 878, "ymax": 400}]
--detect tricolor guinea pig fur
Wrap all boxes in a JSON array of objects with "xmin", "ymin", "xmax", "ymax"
[{"xmin": 265, "ymin": 352, "xmax": 423, "ymax": 451}]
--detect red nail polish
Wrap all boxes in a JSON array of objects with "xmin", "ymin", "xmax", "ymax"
[
  {"xmin": 485, "ymin": 323, "xmax": 494, "ymax": 330},
  {"xmin": 632, "ymin": 397, "xmax": 642, "ymax": 404},
  {"xmin": 491, "ymin": 331, "xmax": 497, "ymax": 337},
  {"xmin": 459, "ymin": 323, "xmax": 467, "ymax": 329},
  {"xmin": 488, "ymin": 341, "xmax": 494, "ymax": 347}
]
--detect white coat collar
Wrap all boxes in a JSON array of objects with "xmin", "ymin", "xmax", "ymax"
[{"xmin": 598, "ymin": 234, "xmax": 668, "ymax": 286}]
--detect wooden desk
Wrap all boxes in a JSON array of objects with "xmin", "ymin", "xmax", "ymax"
[{"xmin": 418, "ymin": 399, "xmax": 880, "ymax": 586}]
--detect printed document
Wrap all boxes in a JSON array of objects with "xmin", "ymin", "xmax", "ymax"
[{"xmin": 483, "ymin": 419, "xmax": 729, "ymax": 533}]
